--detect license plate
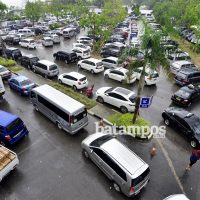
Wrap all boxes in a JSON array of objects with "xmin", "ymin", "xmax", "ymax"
[
  {"xmin": 176, "ymin": 97, "xmax": 181, "ymax": 101},
  {"xmin": 13, "ymin": 129, "xmax": 23, "ymax": 138}
]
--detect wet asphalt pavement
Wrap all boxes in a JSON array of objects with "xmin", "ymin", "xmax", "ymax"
[{"xmin": 0, "ymin": 29, "xmax": 200, "ymax": 200}]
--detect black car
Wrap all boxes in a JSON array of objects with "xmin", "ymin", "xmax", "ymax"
[
  {"xmin": 162, "ymin": 107, "xmax": 200, "ymax": 147},
  {"xmin": 100, "ymin": 47, "xmax": 121, "ymax": 58},
  {"xmin": 53, "ymin": 51, "xmax": 78, "ymax": 64},
  {"xmin": 175, "ymin": 68, "xmax": 200, "ymax": 86},
  {"xmin": 4, "ymin": 34, "xmax": 20, "ymax": 45},
  {"xmin": 20, "ymin": 55, "xmax": 40, "ymax": 69},
  {"xmin": 171, "ymin": 84, "xmax": 200, "ymax": 106},
  {"xmin": 5, "ymin": 47, "xmax": 22, "ymax": 60}
]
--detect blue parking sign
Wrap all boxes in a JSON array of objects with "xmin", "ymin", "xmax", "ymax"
[{"xmin": 140, "ymin": 97, "xmax": 153, "ymax": 108}]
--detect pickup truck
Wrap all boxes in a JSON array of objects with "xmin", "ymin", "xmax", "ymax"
[
  {"xmin": 0, "ymin": 145, "xmax": 19, "ymax": 182},
  {"xmin": 0, "ymin": 76, "xmax": 5, "ymax": 97}
]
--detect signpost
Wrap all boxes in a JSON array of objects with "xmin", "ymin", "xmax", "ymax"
[{"xmin": 140, "ymin": 96, "xmax": 153, "ymax": 108}]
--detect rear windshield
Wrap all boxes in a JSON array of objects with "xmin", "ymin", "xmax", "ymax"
[
  {"xmin": 72, "ymin": 109, "xmax": 87, "ymax": 123},
  {"xmin": 20, "ymin": 79, "xmax": 32, "ymax": 86},
  {"xmin": 176, "ymin": 89, "xmax": 191, "ymax": 98},
  {"xmin": 79, "ymin": 77, "xmax": 86, "ymax": 81},
  {"xmin": 132, "ymin": 167, "xmax": 150, "ymax": 186},
  {"xmin": 6, "ymin": 118, "xmax": 23, "ymax": 133},
  {"xmin": 49, "ymin": 65, "xmax": 57, "ymax": 71}
]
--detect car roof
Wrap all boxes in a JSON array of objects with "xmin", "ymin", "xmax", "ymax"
[
  {"xmin": 113, "ymin": 87, "xmax": 134, "ymax": 96},
  {"xmin": 166, "ymin": 107, "xmax": 192, "ymax": 118},
  {"xmin": 0, "ymin": 110, "xmax": 18, "ymax": 127},
  {"xmin": 11, "ymin": 75, "xmax": 29, "ymax": 82},
  {"xmin": 86, "ymin": 58, "xmax": 101, "ymax": 63},
  {"xmin": 43, "ymin": 37, "xmax": 52, "ymax": 39},
  {"xmin": 101, "ymin": 138, "xmax": 148, "ymax": 175},
  {"xmin": 23, "ymin": 38, "xmax": 34, "ymax": 41},
  {"xmin": 111, "ymin": 67, "xmax": 128, "ymax": 73},
  {"xmin": 23, "ymin": 54, "xmax": 38, "ymax": 59},
  {"xmin": 7, "ymin": 47, "xmax": 18, "ymax": 50},
  {"xmin": 65, "ymin": 72, "xmax": 85, "ymax": 78},
  {"xmin": 39, "ymin": 60, "xmax": 55, "ymax": 65}
]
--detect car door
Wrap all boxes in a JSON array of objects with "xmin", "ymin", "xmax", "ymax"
[
  {"xmin": 63, "ymin": 75, "xmax": 74, "ymax": 86},
  {"xmin": 173, "ymin": 115, "xmax": 188, "ymax": 134},
  {"xmin": 109, "ymin": 70, "xmax": 118, "ymax": 80},
  {"xmin": 81, "ymin": 60, "xmax": 89, "ymax": 70},
  {"xmin": 106, "ymin": 92, "xmax": 122, "ymax": 108}
]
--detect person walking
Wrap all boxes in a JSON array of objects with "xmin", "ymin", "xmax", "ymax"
[
  {"xmin": 186, "ymin": 149, "xmax": 200, "ymax": 171},
  {"xmin": 149, "ymin": 144, "xmax": 157, "ymax": 159}
]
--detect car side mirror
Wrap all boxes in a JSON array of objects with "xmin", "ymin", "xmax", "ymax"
[{"xmin": 105, "ymin": 93, "xmax": 108, "ymax": 96}]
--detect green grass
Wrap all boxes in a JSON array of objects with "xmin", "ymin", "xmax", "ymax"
[
  {"xmin": 49, "ymin": 82, "xmax": 97, "ymax": 110},
  {"xmin": 0, "ymin": 57, "xmax": 23, "ymax": 72},
  {"xmin": 108, "ymin": 113, "xmax": 151, "ymax": 137}
]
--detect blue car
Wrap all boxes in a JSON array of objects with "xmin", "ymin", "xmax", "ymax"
[
  {"xmin": 0, "ymin": 110, "xmax": 29, "ymax": 146},
  {"xmin": 8, "ymin": 75, "xmax": 36, "ymax": 95}
]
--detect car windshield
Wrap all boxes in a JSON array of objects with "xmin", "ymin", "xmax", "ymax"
[
  {"xmin": 49, "ymin": 65, "xmax": 57, "ymax": 71},
  {"xmin": 129, "ymin": 94, "xmax": 136, "ymax": 103},
  {"xmin": 20, "ymin": 79, "xmax": 33, "ymax": 86},
  {"xmin": 30, "ymin": 57, "xmax": 39, "ymax": 62},
  {"xmin": 90, "ymin": 135, "xmax": 113, "ymax": 147},
  {"xmin": 177, "ymin": 72, "xmax": 187, "ymax": 79},
  {"xmin": 0, "ymin": 67, "xmax": 7, "ymax": 72},
  {"xmin": 6, "ymin": 118, "xmax": 23, "ymax": 133}
]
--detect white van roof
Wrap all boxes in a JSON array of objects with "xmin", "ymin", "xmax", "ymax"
[{"xmin": 32, "ymin": 84, "xmax": 85, "ymax": 114}]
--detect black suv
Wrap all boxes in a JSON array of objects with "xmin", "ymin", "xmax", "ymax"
[
  {"xmin": 171, "ymin": 84, "xmax": 200, "ymax": 106},
  {"xmin": 4, "ymin": 34, "xmax": 20, "ymax": 45},
  {"xmin": 100, "ymin": 47, "xmax": 121, "ymax": 58},
  {"xmin": 53, "ymin": 51, "xmax": 78, "ymax": 64},
  {"xmin": 162, "ymin": 107, "xmax": 200, "ymax": 147},
  {"xmin": 20, "ymin": 54, "xmax": 40, "ymax": 69},
  {"xmin": 5, "ymin": 47, "xmax": 22, "ymax": 60},
  {"xmin": 175, "ymin": 69, "xmax": 200, "ymax": 86}
]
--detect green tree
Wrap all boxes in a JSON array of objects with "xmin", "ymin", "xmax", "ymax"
[
  {"xmin": 0, "ymin": 1, "xmax": 7, "ymax": 19},
  {"xmin": 24, "ymin": 1, "xmax": 44, "ymax": 25}
]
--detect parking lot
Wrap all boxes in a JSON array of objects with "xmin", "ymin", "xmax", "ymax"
[{"xmin": 0, "ymin": 26, "xmax": 200, "ymax": 200}]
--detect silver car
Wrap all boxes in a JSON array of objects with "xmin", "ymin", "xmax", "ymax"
[{"xmin": 81, "ymin": 132, "xmax": 150, "ymax": 197}]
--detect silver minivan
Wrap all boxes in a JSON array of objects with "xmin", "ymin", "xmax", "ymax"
[
  {"xmin": 33, "ymin": 60, "xmax": 59, "ymax": 78},
  {"xmin": 101, "ymin": 56, "xmax": 119, "ymax": 69},
  {"xmin": 81, "ymin": 132, "xmax": 150, "ymax": 197}
]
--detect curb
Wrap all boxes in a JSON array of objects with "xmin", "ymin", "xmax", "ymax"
[{"xmin": 87, "ymin": 110, "xmax": 153, "ymax": 140}]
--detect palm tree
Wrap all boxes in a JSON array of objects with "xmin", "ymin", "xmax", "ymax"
[{"xmin": 120, "ymin": 25, "xmax": 166, "ymax": 123}]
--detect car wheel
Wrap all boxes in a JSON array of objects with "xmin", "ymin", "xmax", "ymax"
[
  {"xmin": 97, "ymin": 96, "xmax": 104, "ymax": 104},
  {"xmin": 91, "ymin": 69, "xmax": 95, "ymax": 74},
  {"xmin": 164, "ymin": 118, "xmax": 170, "ymax": 126},
  {"xmin": 190, "ymin": 140, "xmax": 197, "ymax": 148},
  {"xmin": 113, "ymin": 182, "xmax": 121, "ymax": 192},
  {"xmin": 105, "ymin": 74, "xmax": 109, "ymax": 79},
  {"xmin": 57, "ymin": 122, "xmax": 62, "ymax": 130},
  {"xmin": 64, "ymin": 59, "xmax": 69, "ymax": 64},
  {"xmin": 82, "ymin": 149, "xmax": 89, "ymax": 159},
  {"xmin": 73, "ymin": 85, "xmax": 77, "ymax": 90},
  {"xmin": 58, "ymin": 79, "xmax": 62, "ymax": 84},
  {"xmin": 120, "ymin": 106, "xmax": 128, "ymax": 113}
]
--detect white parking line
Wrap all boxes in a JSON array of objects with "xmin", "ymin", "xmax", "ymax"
[{"xmin": 156, "ymin": 138, "xmax": 186, "ymax": 195}]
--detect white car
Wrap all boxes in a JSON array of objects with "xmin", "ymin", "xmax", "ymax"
[
  {"xmin": 19, "ymin": 38, "xmax": 36, "ymax": 49},
  {"xmin": 163, "ymin": 194, "xmax": 189, "ymax": 200},
  {"xmin": 78, "ymin": 36, "xmax": 93, "ymax": 43},
  {"xmin": 42, "ymin": 37, "xmax": 53, "ymax": 47},
  {"xmin": 72, "ymin": 43, "xmax": 91, "ymax": 51},
  {"xmin": 96, "ymin": 87, "xmax": 136, "ymax": 113},
  {"xmin": 77, "ymin": 58, "xmax": 104, "ymax": 74},
  {"xmin": 50, "ymin": 34, "xmax": 60, "ymax": 44},
  {"xmin": 134, "ymin": 67, "xmax": 159, "ymax": 85},
  {"xmin": 72, "ymin": 48, "xmax": 91, "ymax": 60},
  {"xmin": 58, "ymin": 72, "xmax": 88, "ymax": 90},
  {"xmin": 104, "ymin": 68, "xmax": 136, "ymax": 84}
]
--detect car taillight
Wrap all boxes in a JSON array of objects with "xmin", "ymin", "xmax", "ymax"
[
  {"xmin": 130, "ymin": 186, "xmax": 134, "ymax": 193},
  {"xmin": 78, "ymin": 81, "xmax": 81, "ymax": 85},
  {"xmin": 22, "ymin": 88, "xmax": 27, "ymax": 91},
  {"xmin": 5, "ymin": 135, "xmax": 11, "ymax": 140},
  {"xmin": 184, "ymin": 100, "xmax": 188, "ymax": 103}
]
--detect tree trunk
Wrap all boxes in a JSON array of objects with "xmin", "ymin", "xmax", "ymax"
[{"xmin": 132, "ymin": 64, "xmax": 146, "ymax": 124}]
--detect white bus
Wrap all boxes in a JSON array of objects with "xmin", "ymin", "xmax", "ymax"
[{"xmin": 30, "ymin": 84, "xmax": 88, "ymax": 134}]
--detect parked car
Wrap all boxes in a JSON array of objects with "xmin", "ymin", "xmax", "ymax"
[
  {"xmin": 0, "ymin": 65, "xmax": 12, "ymax": 80},
  {"xmin": 50, "ymin": 34, "xmax": 60, "ymax": 44},
  {"xmin": 81, "ymin": 132, "xmax": 150, "ymax": 197},
  {"xmin": 77, "ymin": 58, "xmax": 104, "ymax": 74},
  {"xmin": 42, "ymin": 37, "xmax": 53, "ymax": 47},
  {"xmin": 175, "ymin": 68, "xmax": 200, "ymax": 86},
  {"xmin": 4, "ymin": 34, "xmax": 20, "ymax": 45},
  {"xmin": 104, "ymin": 68, "xmax": 136, "ymax": 84},
  {"xmin": 171, "ymin": 84, "xmax": 200, "ymax": 106},
  {"xmin": 72, "ymin": 43, "xmax": 91, "ymax": 51},
  {"xmin": 19, "ymin": 38, "xmax": 36, "ymax": 49},
  {"xmin": 163, "ymin": 194, "xmax": 189, "ymax": 200},
  {"xmin": 96, "ymin": 87, "xmax": 136, "ymax": 113},
  {"xmin": 72, "ymin": 48, "xmax": 91, "ymax": 60},
  {"xmin": 53, "ymin": 50, "xmax": 78, "ymax": 64},
  {"xmin": 20, "ymin": 54, "xmax": 39, "ymax": 70},
  {"xmin": 5, "ymin": 47, "xmax": 22, "ymax": 60},
  {"xmin": 170, "ymin": 61, "xmax": 197, "ymax": 75},
  {"xmin": 101, "ymin": 57, "xmax": 119, "ymax": 69},
  {"xmin": 100, "ymin": 47, "xmax": 121, "ymax": 58},
  {"xmin": 33, "ymin": 60, "xmax": 59, "ymax": 78},
  {"xmin": 58, "ymin": 72, "xmax": 88, "ymax": 90},
  {"xmin": 63, "ymin": 28, "xmax": 76, "ymax": 38},
  {"xmin": 0, "ymin": 76, "xmax": 5, "ymax": 97},
  {"xmin": 167, "ymin": 53, "xmax": 191, "ymax": 65},
  {"xmin": 0, "ymin": 110, "xmax": 29, "ymax": 146},
  {"xmin": 134, "ymin": 67, "xmax": 159, "ymax": 85},
  {"xmin": 8, "ymin": 75, "xmax": 36, "ymax": 95},
  {"xmin": 78, "ymin": 36, "xmax": 93, "ymax": 43},
  {"xmin": 76, "ymin": 39, "xmax": 93, "ymax": 48},
  {"xmin": 162, "ymin": 107, "xmax": 200, "ymax": 147}
]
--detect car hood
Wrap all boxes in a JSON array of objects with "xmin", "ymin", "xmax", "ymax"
[{"xmin": 96, "ymin": 87, "xmax": 112, "ymax": 95}]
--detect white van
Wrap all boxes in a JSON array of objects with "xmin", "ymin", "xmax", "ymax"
[
  {"xmin": 0, "ymin": 76, "xmax": 5, "ymax": 98},
  {"xmin": 42, "ymin": 37, "xmax": 53, "ymax": 47},
  {"xmin": 63, "ymin": 28, "xmax": 75, "ymax": 39},
  {"xmin": 19, "ymin": 38, "xmax": 36, "ymax": 49},
  {"xmin": 18, "ymin": 29, "xmax": 34, "ymax": 37}
]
